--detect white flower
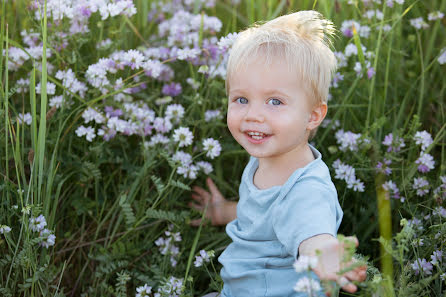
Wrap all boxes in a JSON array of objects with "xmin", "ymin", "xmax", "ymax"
[
  {"xmin": 202, "ymin": 138, "xmax": 221, "ymax": 159},
  {"xmin": 293, "ymin": 255, "xmax": 318, "ymax": 273},
  {"xmin": 194, "ymin": 250, "xmax": 214, "ymax": 267},
  {"xmin": 142, "ymin": 59, "xmax": 163, "ymax": 79},
  {"xmin": 29, "ymin": 214, "xmax": 47, "ymax": 232},
  {"xmin": 0, "ymin": 225, "xmax": 11, "ymax": 234},
  {"xmin": 176, "ymin": 47, "xmax": 201, "ymax": 60},
  {"xmin": 204, "ymin": 109, "xmax": 222, "ymax": 122},
  {"xmin": 173, "ymin": 127, "xmax": 194, "ymax": 147},
  {"xmin": 177, "ymin": 164, "xmax": 198, "ymax": 179},
  {"xmin": 438, "ymin": 48, "xmax": 446, "ymax": 65},
  {"xmin": 294, "ymin": 277, "xmax": 321, "ymax": 296},
  {"xmin": 75, "ymin": 125, "xmax": 96, "ymax": 142},
  {"xmin": 217, "ymin": 32, "xmax": 239, "ymax": 51},
  {"xmin": 173, "ymin": 151, "xmax": 193, "ymax": 166},
  {"xmin": 428, "ymin": 11, "xmax": 444, "ymax": 21},
  {"xmin": 413, "ymin": 130, "xmax": 433, "ymax": 151},
  {"xmin": 347, "ymin": 177, "xmax": 365, "ymax": 192},
  {"xmin": 36, "ymin": 82, "xmax": 56, "ymax": 95},
  {"xmin": 49, "ymin": 95, "xmax": 64, "ymax": 108},
  {"xmin": 186, "ymin": 78, "xmax": 200, "ymax": 90},
  {"xmin": 196, "ymin": 161, "xmax": 213, "ymax": 174},
  {"xmin": 409, "ymin": 17, "xmax": 429, "ymax": 30},
  {"xmin": 146, "ymin": 134, "xmax": 170, "ymax": 147},
  {"xmin": 165, "ymin": 104, "xmax": 185, "ymax": 123},
  {"xmin": 136, "ymin": 284, "xmax": 152, "ymax": 297},
  {"xmin": 335, "ymin": 130, "xmax": 361, "ymax": 152},
  {"xmin": 123, "ymin": 49, "xmax": 145, "ymax": 69},
  {"xmin": 17, "ymin": 112, "xmax": 32, "ymax": 125},
  {"xmin": 82, "ymin": 107, "xmax": 105, "ymax": 124},
  {"xmin": 39, "ymin": 228, "xmax": 56, "ymax": 248}
]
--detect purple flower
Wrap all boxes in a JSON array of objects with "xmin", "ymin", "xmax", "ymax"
[
  {"xmin": 433, "ymin": 206, "xmax": 446, "ymax": 218},
  {"xmin": 105, "ymin": 106, "xmax": 123, "ymax": 118},
  {"xmin": 430, "ymin": 250, "xmax": 443, "ymax": 265},
  {"xmin": 382, "ymin": 133, "xmax": 405, "ymax": 153},
  {"xmin": 411, "ymin": 258, "xmax": 433, "ymax": 275},
  {"xmin": 367, "ymin": 67, "xmax": 375, "ymax": 79},
  {"xmin": 331, "ymin": 72, "xmax": 344, "ymax": 88},
  {"xmin": 382, "ymin": 180, "xmax": 404, "ymax": 201},
  {"xmin": 80, "ymin": 6, "xmax": 92, "ymax": 17},
  {"xmin": 412, "ymin": 177, "xmax": 430, "ymax": 196},
  {"xmin": 376, "ymin": 159, "xmax": 392, "ymax": 175},
  {"xmin": 162, "ymin": 82, "xmax": 182, "ymax": 97},
  {"xmin": 415, "ymin": 153, "xmax": 435, "ymax": 173},
  {"xmin": 102, "ymin": 128, "xmax": 117, "ymax": 141}
]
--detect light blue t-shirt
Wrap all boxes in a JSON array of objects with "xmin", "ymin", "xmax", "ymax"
[{"xmin": 218, "ymin": 144, "xmax": 343, "ymax": 297}]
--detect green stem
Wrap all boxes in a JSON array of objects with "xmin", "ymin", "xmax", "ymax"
[{"xmin": 375, "ymin": 172, "xmax": 394, "ymax": 292}]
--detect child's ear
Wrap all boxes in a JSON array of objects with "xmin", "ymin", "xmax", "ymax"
[{"xmin": 307, "ymin": 103, "xmax": 327, "ymax": 130}]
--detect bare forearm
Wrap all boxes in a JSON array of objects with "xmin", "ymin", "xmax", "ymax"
[
  {"xmin": 223, "ymin": 201, "xmax": 237, "ymax": 224},
  {"xmin": 298, "ymin": 233, "xmax": 336, "ymax": 256}
]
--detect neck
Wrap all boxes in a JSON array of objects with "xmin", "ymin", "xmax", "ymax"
[{"xmin": 257, "ymin": 143, "xmax": 315, "ymax": 175}]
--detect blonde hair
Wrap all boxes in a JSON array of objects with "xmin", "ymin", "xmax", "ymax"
[{"xmin": 226, "ymin": 10, "xmax": 338, "ymax": 108}]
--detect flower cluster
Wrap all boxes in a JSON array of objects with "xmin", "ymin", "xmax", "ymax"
[
  {"xmin": 376, "ymin": 158, "xmax": 392, "ymax": 176},
  {"xmin": 29, "ymin": 215, "xmax": 56, "ymax": 248},
  {"xmin": 293, "ymin": 255, "xmax": 318, "ymax": 273},
  {"xmin": 382, "ymin": 133, "xmax": 405, "ymax": 153},
  {"xmin": 154, "ymin": 224, "xmax": 182, "ymax": 267},
  {"xmin": 293, "ymin": 277, "xmax": 321, "ymax": 297},
  {"xmin": 136, "ymin": 276, "xmax": 184, "ymax": 297},
  {"xmin": 194, "ymin": 249, "xmax": 215, "ymax": 267},
  {"xmin": 332, "ymin": 159, "xmax": 365, "ymax": 192},
  {"xmin": 335, "ymin": 129, "xmax": 364, "ymax": 152},
  {"xmin": 0, "ymin": 225, "xmax": 12, "ymax": 234},
  {"xmin": 382, "ymin": 180, "xmax": 405, "ymax": 202},
  {"xmin": 411, "ymin": 249, "xmax": 444, "ymax": 277},
  {"xmin": 292, "ymin": 255, "xmax": 321, "ymax": 296}
]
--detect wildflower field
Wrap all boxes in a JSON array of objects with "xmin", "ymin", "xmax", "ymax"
[{"xmin": 0, "ymin": 0, "xmax": 445, "ymax": 296}]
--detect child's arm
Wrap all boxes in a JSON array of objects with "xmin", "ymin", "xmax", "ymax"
[
  {"xmin": 189, "ymin": 177, "xmax": 237, "ymax": 226},
  {"xmin": 299, "ymin": 234, "xmax": 367, "ymax": 294}
]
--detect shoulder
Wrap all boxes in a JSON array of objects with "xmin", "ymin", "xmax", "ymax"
[{"xmin": 288, "ymin": 157, "xmax": 337, "ymax": 198}]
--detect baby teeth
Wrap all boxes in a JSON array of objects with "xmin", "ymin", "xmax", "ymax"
[{"xmin": 246, "ymin": 131, "xmax": 269, "ymax": 140}]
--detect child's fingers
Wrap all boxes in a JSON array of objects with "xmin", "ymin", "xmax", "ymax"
[
  {"xmin": 192, "ymin": 186, "xmax": 210, "ymax": 198},
  {"xmin": 191, "ymin": 193, "xmax": 207, "ymax": 204},
  {"xmin": 343, "ymin": 270, "xmax": 364, "ymax": 282},
  {"xmin": 189, "ymin": 218, "xmax": 203, "ymax": 227},
  {"xmin": 337, "ymin": 276, "xmax": 357, "ymax": 293},
  {"xmin": 188, "ymin": 201, "xmax": 204, "ymax": 212},
  {"xmin": 206, "ymin": 177, "xmax": 221, "ymax": 198}
]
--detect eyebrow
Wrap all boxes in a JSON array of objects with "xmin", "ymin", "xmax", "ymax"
[{"xmin": 229, "ymin": 88, "xmax": 290, "ymax": 98}]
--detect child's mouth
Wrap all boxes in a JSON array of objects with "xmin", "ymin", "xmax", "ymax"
[{"xmin": 245, "ymin": 131, "xmax": 271, "ymax": 143}]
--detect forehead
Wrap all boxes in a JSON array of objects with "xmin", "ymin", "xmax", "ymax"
[{"xmin": 228, "ymin": 55, "xmax": 306, "ymax": 94}]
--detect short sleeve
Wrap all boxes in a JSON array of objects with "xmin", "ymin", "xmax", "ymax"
[{"xmin": 272, "ymin": 181, "xmax": 339, "ymax": 260}]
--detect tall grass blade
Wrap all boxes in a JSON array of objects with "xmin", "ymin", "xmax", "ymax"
[{"xmin": 37, "ymin": 0, "xmax": 48, "ymax": 204}]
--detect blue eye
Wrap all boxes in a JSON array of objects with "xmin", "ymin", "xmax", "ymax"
[
  {"xmin": 268, "ymin": 98, "xmax": 282, "ymax": 106},
  {"xmin": 236, "ymin": 97, "xmax": 248, "ymax": 104}
]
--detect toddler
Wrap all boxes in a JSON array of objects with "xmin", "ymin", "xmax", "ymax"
[{"xmin": 190, "ymin": 10, "xmax": 366, "ymax": 297}]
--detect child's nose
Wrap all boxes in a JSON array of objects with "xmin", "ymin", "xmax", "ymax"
[{"xmin": 244, "ymin": 102, "xmax": 265, "ymax": 122}]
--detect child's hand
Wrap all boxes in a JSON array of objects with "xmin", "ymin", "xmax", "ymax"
[
  {"xmin": 188, "ymin": 177, "xmax": 237, "ymax": 226},
  {"xmin": 299, "ymin": 234, "xmax": 367, "ymax": 295},
  {"xmin": 312, "ymin": 236, "xmax": 367, "ymax": 295}
]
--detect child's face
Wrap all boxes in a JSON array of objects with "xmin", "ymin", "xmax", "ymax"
[{"xmin": 227, "ymin": 58, "xmax": 321, "ymax": 162}]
